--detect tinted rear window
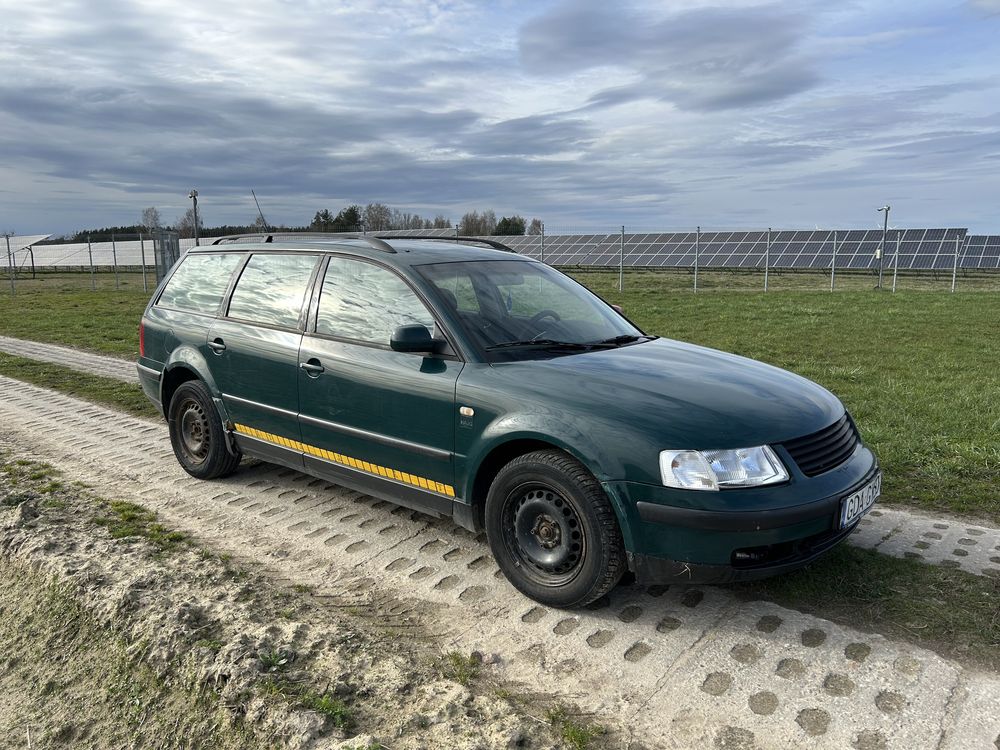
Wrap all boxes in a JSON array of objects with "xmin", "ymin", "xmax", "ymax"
[
  {"xmin": 157, "ymin": 253, "xmax": 244, "ymax": 315},
  {"xmin": 227, "ymin": 253, "xmax": 319, "ymax": 328}
]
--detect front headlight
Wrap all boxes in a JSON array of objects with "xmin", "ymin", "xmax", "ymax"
[{"xmin": 659, "ymin": 446, "xmax": 789, "ymax": 491}]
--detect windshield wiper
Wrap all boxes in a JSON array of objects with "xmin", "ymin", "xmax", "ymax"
[
  {"xmin": 593, "ymin": 334, "xmax": 656, "ymax": 346},
  {"xmin": 486, "ymin": 339, "xmax": 595, "ymax": 351}
]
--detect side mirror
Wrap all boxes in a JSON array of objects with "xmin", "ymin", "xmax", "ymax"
[
  {"xmin": 611, "ymin": 304, "xmax": 625, "ymax": 315},
  {"xmin": 390, "ymin": 324, "xmax": 437, "ymax": 353}
]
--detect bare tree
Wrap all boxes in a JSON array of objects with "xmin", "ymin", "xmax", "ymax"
[
  {"xmin": 141, "ymin": 206, "xmax": 161, "ymax": 232},
  {"xmin": 176, "ymin": 207, "xmax": 202, "ymax": 239},
  {"xmin": 432, "ymin": 214, "xmax": 452, "ymax": 229},
  {"xmin": 364, "ymin": 202, "xmax": 392, "ymax": 231},
  {"xmin": 528, "ymin": 218, "xmax": 543, "ymax": 236},
  {"xmin": 459, "ymin": 210, "xmax": 497, "ymax": 236}
]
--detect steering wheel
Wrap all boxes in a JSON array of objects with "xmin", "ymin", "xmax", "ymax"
[{"xmin": 529, "ymin": 309, "xmax": 561, "ymax": 326}]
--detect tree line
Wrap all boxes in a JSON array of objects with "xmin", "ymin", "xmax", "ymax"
[{"xmin": 39, "ymin": 203, "xmax": 543, "ymax": 244}]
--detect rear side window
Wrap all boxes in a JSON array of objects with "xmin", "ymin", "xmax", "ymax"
[
  {"xmin": 157, "ymin": 253, "xmax": 243, "ymax": 315},
  {"xmin": 316, "ymin": 257, "xmax": 434, "ymax": 344},
  {"xmin": 227, "ymin": 253, "xmax": 319, "ymax": 328}
]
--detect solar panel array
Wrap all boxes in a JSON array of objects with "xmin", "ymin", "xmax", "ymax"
[
  {"xmin": 493, "ymin": 228, "xmax": 974, "ymax": 271},
  {"xmin": 959, "ymin": 236, "xmax": 1000, "ymax": 270},
  {"xmin": 7, "ymin": 229, "xmax": 998, "ymax": 272}
]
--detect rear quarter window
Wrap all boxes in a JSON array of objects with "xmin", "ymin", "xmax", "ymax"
[{"xmin": 157, "ymin": 253, "xmax": 244, "ymax": 315}]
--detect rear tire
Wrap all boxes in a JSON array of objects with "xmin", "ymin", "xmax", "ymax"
[
  {"xmin": 485, "ymin": 449, "xmax": 626, "ymax": 608},
  {"xmin": 168, "ymin": 380, "xmax": 241, "ymax": 479}
]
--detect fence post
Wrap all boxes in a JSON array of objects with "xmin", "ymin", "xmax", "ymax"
[
  {"xmin": 88, "ymin": 235, "xmax": 96, "ymax": 291},
  {"xmin": 111, "ymin": 232, "xmax": 120, "ymax": 290},
  {"xmin": 892, "ymin": 232, "xmax": 899, "ymax": 293},
  {"xmin": 4, "ymin": 234, "xmax": 13, "ymax": 297},
  {"xmin": 540, "ymin": 222, "xmax": 545, "ymax": 264},
  {"xmin": 694, "ymin": 226, "xmax": 700, "ymax": 293},
  {"xmin": 619, "ymin": 225, "xmax": 624, "ymax": 292},
  {"xmin": 831, "ymin": 231, "xmax": 837, "ymax": 291},
  {"xmin": 140, "ymin": 233, "xmax": 148, "ymax": 292},
  {"xmin": 952, "ymin": 236, "xmax": 960, "ymax": 293},
  {"xmin": 29, "ymin": 245, "xmax": 35, "ymax": 279},
  {"xmin": 764, "ymin": 228, "xmax": 770, "ymax": 292}
]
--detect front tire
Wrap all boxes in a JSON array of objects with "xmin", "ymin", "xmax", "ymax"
[
  {"xmin": 485, "ymin": 449, "xmax": 626, "ymax": 608},
  {"xmin": 168, "ymin": 380, "xmax": 241, "ymax": 479}
]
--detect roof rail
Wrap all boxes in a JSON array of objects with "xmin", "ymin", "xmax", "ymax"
[
  {"xmin": 211, "ymin": 232, "xmax": 395, "ymax": 253},
  {"xmin": 376, "ymin": 235, "xmax": 517, "ymax": 253}
]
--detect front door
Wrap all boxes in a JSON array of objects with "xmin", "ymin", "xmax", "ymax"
[{"xmin": 297, "ymin": 256, "xmax": 462, "ymax": 516}]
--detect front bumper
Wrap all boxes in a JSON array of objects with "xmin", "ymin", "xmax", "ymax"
[
  {"xmin": 628, "ymin": 521, "xmax": 859, "ymax": 584},
  {"xmin": 604, "ymin": 446, "xmax": 879, "ymax": 584}
]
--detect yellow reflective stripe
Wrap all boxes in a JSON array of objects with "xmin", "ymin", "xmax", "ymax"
[{"xmin": 231, "ymin": 423, "xmax": 455, "ymax": 497}]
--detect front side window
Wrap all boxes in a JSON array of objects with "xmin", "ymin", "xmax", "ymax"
[
  {"xmin": 417, "ymin": 259, "xmax": 644, "ymax": 359},
  {"xmin": 316, "ymin": 257, "xmax": 434, "ymax": 344},
  {"xmin": 227, "ymin": 253, "xmax": 318, "ymax": 328},
  {"xmin": 157, "ymin": 253, "xmax": 243, "ymax": 315}
]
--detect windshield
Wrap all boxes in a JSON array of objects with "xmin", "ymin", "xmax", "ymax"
[{"xmin": 416, "ymin": 259, "xmax": 647, "ymax": 359}]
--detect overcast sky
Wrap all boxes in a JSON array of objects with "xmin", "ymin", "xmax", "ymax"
[{"xmin": 1, "ymin": 0, "xmax": 998, "ymax": 235}]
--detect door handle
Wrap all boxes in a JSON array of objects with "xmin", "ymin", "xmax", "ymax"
[
  {"xmin": 299, "ymin": 359, "xmax": 325, "ymax": 377},
  {"xmin": 207, "ymin": 338, "xmax": 226, "ymax": 354}
]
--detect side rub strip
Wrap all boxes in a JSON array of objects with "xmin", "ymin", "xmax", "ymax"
[{"xmin": 233, "ymin": 423, "xmax": 456, "ymax": 497}]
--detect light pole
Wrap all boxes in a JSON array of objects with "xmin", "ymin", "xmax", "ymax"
[
  {"xmin": 877, "ymin": 205, "xmax": 890, "ymax": 289},
  {"xmin": 189, "ymin": 189, "xmax": 200, "ymax": 246}
]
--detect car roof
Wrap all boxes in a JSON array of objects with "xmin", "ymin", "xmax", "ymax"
[{"xmin": 187, "ymin": 235, "xmax": 537, "ymax": 267}]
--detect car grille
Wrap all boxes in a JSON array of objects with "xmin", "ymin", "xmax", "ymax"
[{"xmin": 781, "ymin": 414, "xmax": 860, "ymax": 477}]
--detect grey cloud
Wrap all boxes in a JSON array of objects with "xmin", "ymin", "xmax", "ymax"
[
  {"xmin": 520, "ymin": 2, "xmax": 820, "ymax": 112},
  {"xmin": 967, "ymin": 0, "xmax": 1000, "ymax": 16},
  {"xmin": 459, "ymin": 115, "xmax": 596, "ymax": 157}
]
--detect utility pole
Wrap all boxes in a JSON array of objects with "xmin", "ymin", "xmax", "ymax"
[
  {"xmin": 877, "ymin": 205, "xmax": 890, "ymax": 289},
  {"xmin": 189, "ymin": 189, "xmax": 200, "ymax": 246},
  {"xmin": 4, "ymin": 233, "xmax": 14, "ymax": 297}
]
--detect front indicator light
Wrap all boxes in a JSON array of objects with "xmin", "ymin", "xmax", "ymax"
[{"xmin": 660, "ymin": 446, "xmax": 788, "ymax": 491}]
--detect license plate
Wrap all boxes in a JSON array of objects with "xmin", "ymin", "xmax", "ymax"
[{"xmin": 840, "ymin": 473, "xmax": 881, "ymax": 528}]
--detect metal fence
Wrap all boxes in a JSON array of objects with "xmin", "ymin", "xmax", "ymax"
[{"xmin": 4, "ymin": 225, "xmax": 997, "ymax": 297}]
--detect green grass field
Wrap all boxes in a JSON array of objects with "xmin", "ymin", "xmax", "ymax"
[
  {"xmin": 1, "ymin": 270, "xmax": 998, "ymax": 522},
  {"xmin": 0, "ymin": 272, "xmax": 150, "ymax": 357}
]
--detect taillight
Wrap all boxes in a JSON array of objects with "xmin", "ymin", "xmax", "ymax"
[{"xmin": 139, "ymin": 321, "xmax": 145, "ymax": 357}]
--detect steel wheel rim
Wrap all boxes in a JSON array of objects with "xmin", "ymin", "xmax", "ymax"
[
  {"xmin": 502, "ymin": 483, "xmax": 586, "ymax": 587},
  {"xmin": 178, "ymin": 398, "xmax": 210, "ymax": 465}
]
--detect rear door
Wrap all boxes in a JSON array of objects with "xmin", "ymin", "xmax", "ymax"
[
  {"xmin": 297, "ymin": 255, "xmax": 462, "ymax": 515},
  {"xmin": 207, "ymin": 252, "xmax": 321, "ymax": 467}
]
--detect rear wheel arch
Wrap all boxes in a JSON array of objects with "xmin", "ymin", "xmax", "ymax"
[{"xmin": 160, "ymin": 365, "xmax": 200, "ymax": 419}]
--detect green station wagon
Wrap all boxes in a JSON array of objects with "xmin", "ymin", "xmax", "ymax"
[{"xmin": 137, "ymin": 234, "xmax": 880, "ymax": 607}]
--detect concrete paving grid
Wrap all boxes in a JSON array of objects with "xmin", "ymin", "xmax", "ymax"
[{"xmin": 0, "ymin": 337, "xmax": 997, "ymax": 749}]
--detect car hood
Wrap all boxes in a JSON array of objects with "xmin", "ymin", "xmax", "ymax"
[{"xmin": 489, "ymin": 338, "xmax": 843, "ymax": 450}]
